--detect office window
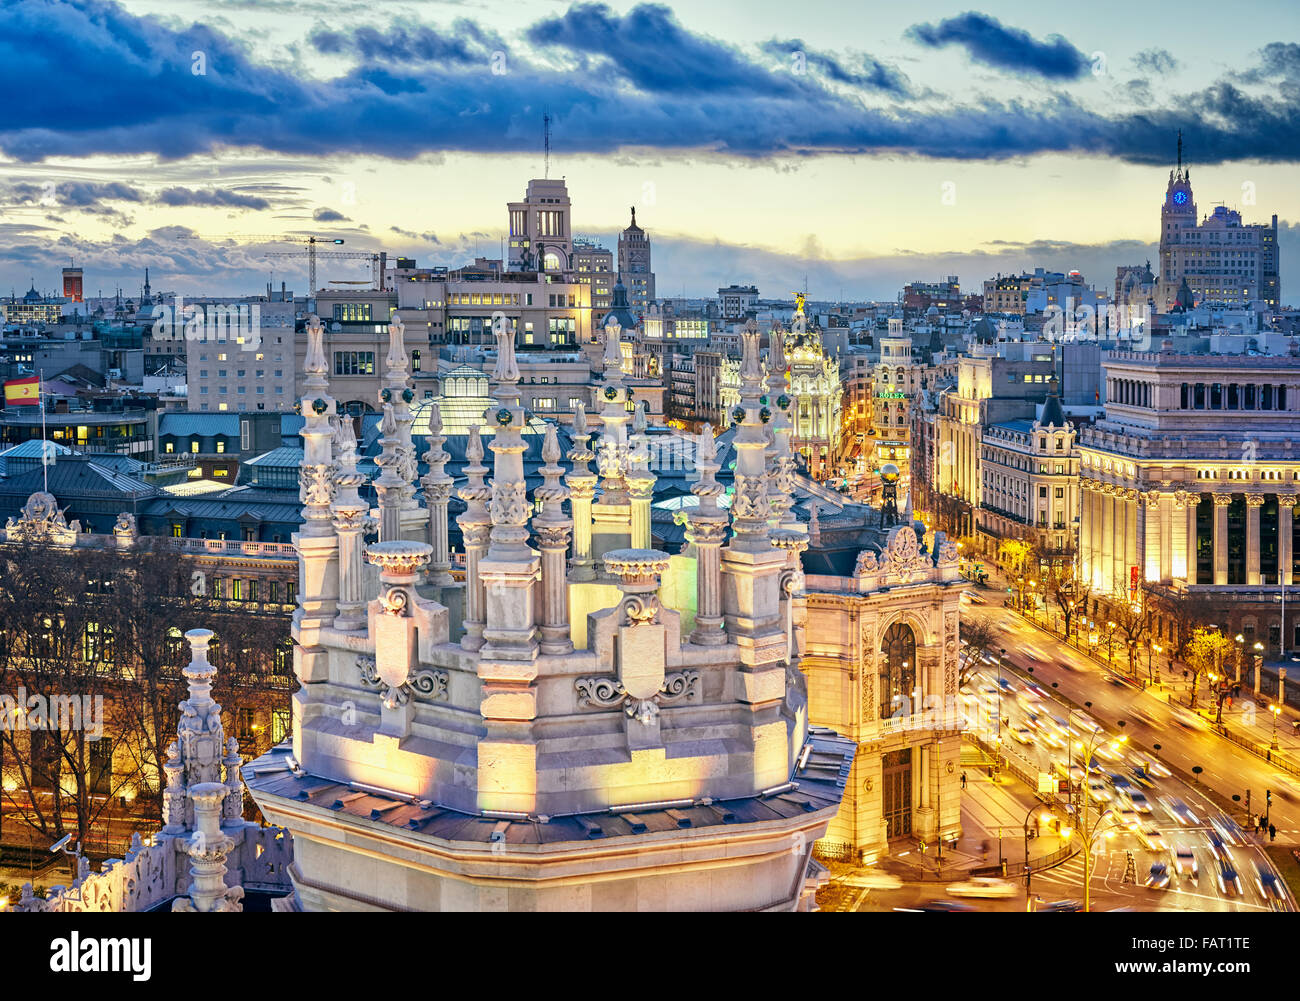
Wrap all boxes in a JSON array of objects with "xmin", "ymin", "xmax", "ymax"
[
  {"xmin": 190, "ymin": 441, "xmax": 199, "ymax": 453},
  {"xmin": 334, "ymin": 351, "xmax": 376, "ymax": 376}
]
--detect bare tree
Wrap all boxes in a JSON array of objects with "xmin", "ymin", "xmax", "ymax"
[
  {"xmin": 959, "ymin": 614, "xmax": 998, "ymax": 686},
  {"xmin": 1035, "ymin": 539, "xmax": 1091, "ymax": 639},
  {"xmin": 1108, "ymin": 577, "xmax": 1156, "ymax": 679}
]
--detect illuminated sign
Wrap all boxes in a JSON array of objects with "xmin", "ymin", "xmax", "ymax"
[{"xmin": 876, "ymin": 392, "xmax": 905, "ymax": 399}]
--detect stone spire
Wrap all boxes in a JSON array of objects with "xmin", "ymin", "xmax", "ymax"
[
  {"xmin": 167, "ymin": 629, "xmax": 244, "ymax": 912},
  {"xmin": 592, "ymin": 320, "xmax": 633, "ymax": 559},
  {"xmin": 532, "ymin": 423, "xmax": 573, "ymax": 654},
  {"xmin": 296, "ymin": 314, "xmax": 340, "ymax": 629},
  {"xmin": 565, "ymin": 402, "xmax": 598, "ymax": 582},
  {"xmin": 382, "ymin": 315, "xmax": 419, "ymax": 512},
  {"xmin": 765, "ymin": 322, "xmax": 798, "ymax": 529},
  {"xmin": 373, "ymin": 403, "xmax": 404, "ymax": 543},
  {"xmin": 456, "ymin": 425, "xmax": 491, "ymax": 650},
  {"xmin": 485, "ymin": 313, "xmax": 533, "ymax": 563},
  {"xmin": 419, "ymin": 401, "xmax": 454, "ymax": 586},
  {"xmin": 687, "ymin": 424, "xmax": 728, "ymax": 645},
  {"xmin": 298, "ymin": 314, "xmax": 337, "ymax": 538},
  {"xmin": 728, "ymin": 318, "xmax": 773, "ymax": 552},
  {"xmin": 331, "ymin": 415, "xmax": 369, "ymax": 630}
]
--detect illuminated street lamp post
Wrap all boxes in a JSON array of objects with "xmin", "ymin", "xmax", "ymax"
[
  {"xmin": 1106, "ymin": 621, "xmax": 1116, "ymax": 667},
  {"xmin": 1067, "ymin": 712, "xmax": 1124, "ymax": 913},
  {"xmin": 1270, "ymin": 703, "xmax": 1281, "ymax": 751},
  {"xmin": 1023, "ymin": 803, "xmax": 1057, "ymax": 908},
  {"xmin": 1235, "ymin": 634, "xmax": 1245, "ymax": 684},
  {"xmin": 1253, "ymin": 641, "xmax": 1265, "ymax": 695}
]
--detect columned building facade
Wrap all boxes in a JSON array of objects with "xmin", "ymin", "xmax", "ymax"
[{"xmin": 1079, "ymin": 349, "xmax": 1300, "ymax": 654}]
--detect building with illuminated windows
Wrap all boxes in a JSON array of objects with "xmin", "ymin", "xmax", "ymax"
[
  {"xmin": 1155, "ymin": 148, "xmax": 1280, "ymax": 311},
  {"xmin": 1078, "ymin": 348, "xmax": 1300, "ymax": 655},
  {"xmin": 786, "ymin": 318, "xmax": 843, "ymax": 481},
  {"xmin": 617, "ymin": 207, "xmax": 655, "ymax": 314}
]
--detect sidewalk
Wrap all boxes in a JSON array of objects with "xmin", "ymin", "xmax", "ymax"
[{"xmin": 878, "ymin": 762, "xmax": 1066, "ymax": 883}]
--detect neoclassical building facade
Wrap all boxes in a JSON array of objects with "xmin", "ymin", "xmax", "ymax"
[
  {"xmin": 1079, "ymin": 348, "xmax": 1300, "ymax": 653},
  {"xmin": 801, "ymin": 522, "xmax": 964, "ymax": 862}
]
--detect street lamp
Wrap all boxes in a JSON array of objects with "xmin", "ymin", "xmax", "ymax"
[
  {"xmin": 1253, "ymin": 641, "xmax": 1265, "ymax": 695},
  {"xmin": 1270, "ymin": 703, "xmax": 1281, "ymax": 751},
  {"xmin": 1024, "ymin": 804, "xmax": 1058, "ymax": 907},
  {"xmin": 1235, "ymin": 634, "xmax": 1245, "ymax": 685},
  {"xmin": 1106, "ymin": 621, "xmax": 1116, "ymax": 667},
  {"xmin": 1068, "ymin": 710, "xmax": 1125, "ymax": 912}
]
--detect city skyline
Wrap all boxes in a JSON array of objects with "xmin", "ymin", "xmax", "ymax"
[{"xmin": 1, "ymin": 0, "xmax": 1298, "ymax": 300}]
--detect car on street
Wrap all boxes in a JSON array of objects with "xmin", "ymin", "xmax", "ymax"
[
  {"xmin": 1144, "ymin": 862, "xmax": 1170, "ymax": 890},
  {"xmin": 1095, "ymin": 740, "xmax": 1126, "ymax": 762},
  {"xmin": 1211, "ymin": 816, "xmax": 1246, "ymax": 847},
  {"xmin": 1127, "ymin": 767, "xmax": 1155, "ymax": 789},
  {"xmin": 945, "ymin": 877, "xmax": 1018, "ymax": 899},
  {"xmin": 1133, "ymin": 755, "xmax": 1171, "ymax": 779},
  {"xmin": 996, "ymin": 677, "xmax": 1017, "ymax": 695},
  {"xmin": 1038, "ymin": 728, "xmax": 1065, "ymax": 750},
  {"xmin": 1217, "ymin": 862, "xmax": 1243, "ymax": 897},
  {"xmin": 1206, "ymin": 832, "xmax": 1229, "ymax": 862},
  {"xmin": 1116, "ymin": 808, "xmax": 1141, "ymax": 830},
  {"xmin": 914, "ymin": 899, "xmax": 977, "ymax": 912},
  {"xmin": 1087, "ymin": 779, "xmax": 1112, "ymax": 804},
  {"xmin": 1256, "ymin": 863, "xmax": 1285, "ymax": 905},
  {"xmin": 1162, "ymin": 797, "xmax": 1199, "ymax": 826},
  {"xmin": 1173, "ymin": 844, "xmax": 1198, "ymax": 882},
  {"xmin": 1127, "ymin": 790, "xmax": 1152, "ymax": 814},
  {"xmin": 1010, "ymin": 725, "xmax": 1035, "ymax": 745},
  {"xmin": 1135, "ymin": 826, "xmax": 1168, "ymax": 852},
  {"xmin": 1035, "ymin": 899, "xmax": 1082, "ymax": 912}
]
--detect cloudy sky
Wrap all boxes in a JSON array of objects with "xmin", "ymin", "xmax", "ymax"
[{"xmin": 1, "ymin": 0, "xmax": 1298, "ymax": 303}]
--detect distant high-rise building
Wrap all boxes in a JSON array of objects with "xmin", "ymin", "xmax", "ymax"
[
  {"xmin": 507, "ymin": 179, "xmax": 573, "ymax": 273},
  {"xmin": 62, "ymin": 265, "xmax": 83, "ymax": 303},
  {"xmin": 1156, "ymin": 137, "xmax": 1279, "ymax": 310},
  {"xmin": 617, "ymin": 207, "xmax": 654, "ymax": 314}
]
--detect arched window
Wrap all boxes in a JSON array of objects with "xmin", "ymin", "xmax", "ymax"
[{"xmin": 879, "ymin": 621, "xmax": 917, "ymax": 719}]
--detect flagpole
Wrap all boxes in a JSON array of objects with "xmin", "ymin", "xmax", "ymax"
[{"xmin": 39, "ymin": 368, "xmax": 46, "ymax": 494}]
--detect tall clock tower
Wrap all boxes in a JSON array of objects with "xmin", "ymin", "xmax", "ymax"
[{"xmin": 1158, "ymin": 131, "xmax": 1196, "ymax": 309}]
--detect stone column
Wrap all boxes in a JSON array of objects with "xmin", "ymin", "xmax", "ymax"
[
  {"xmin": 419, "ymin": 402, "xmax": 454, "ymax": 586},
  {"xmin": 687, "ymin": 424, "xmax": 729, "ymax": 646},
  {"xmin": 373, "ymin": 403, "xmax": 404, "ymax": 543},
  {"xmin": 1280, "ymin": 667, "xmax": 1287, "ymax": 706},
  {"xmin": 1185, "ymin": 492, "xmax": 1200, "ymax": 585},
  {"xmin": 1080, "ymin": 481, "xmax": 1093, "ymax": 588},
  {"xmin": 173, "ymin": 783, "xmax": 239, "ymax": 912},
  {"xmin": 532, "ymin": 424, "xmax": 573, "ymax": 655},
  {"xmin": 1280, "ymin": 494, "xmax": 1295, "ymax": 587},
  {"xmin": 1100, "ymin": 486, "xmax": 1115, "ymax": 593},
  {"xmin": 1246, "ymin": 494, "xmax": 1264, "ymax": 586},
  {"xmin": 330, "ymin": 416, "xmax": 368, "ymax": 631},
  {"xmin": 1213, "ymin": 493, "xmax": 1232, "ymax": 586},
  {"xmin": 627, "ymin": 410, "xmax": 656, "ymax": 551},
  {"xmin": 1157, "ymin": 490, "xmax": 1172, "ymax": 583},
  {"xmin": 456, "ymin": 426, "xmax": 491, "ymax": 651},
  {"xmin": 566, "ymin": 403, "xmax": 598, "ymax": 582}
]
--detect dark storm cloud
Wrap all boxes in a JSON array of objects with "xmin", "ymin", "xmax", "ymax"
[
  {"xmin": 313, "ymin": 207, "xmax": 350, "ymax": 222},
  {"xmin": 0, "ymin": 1, "xmax": 1297, "ymax": 167},
  {"xmin": 308, "ymin": 20, "xmax": 504, "ymax": 64},
  {"xmin": 906, "ymin": 12, "xmax": 1090, "ymax": 80},
  {"xmin": 757, "ymin": 39, "xmax": 912, "ymax": 96},
  {"xmin": 156, "ymin": 187, "xmax": 272, "ymax": 209}
]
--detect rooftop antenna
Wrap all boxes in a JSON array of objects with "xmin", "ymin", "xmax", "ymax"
[
  {"xmin": 543, "ymin": 113, "xmax": 551, "ymax": 180},
  {"xmin": 1176, "ymin": 128, "xmax": 1183, "ymax": 175}
]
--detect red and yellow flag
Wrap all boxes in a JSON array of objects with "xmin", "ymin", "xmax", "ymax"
[{"xmin": 4, "ymin": 376, "xmax": 40, "ymax": 407}]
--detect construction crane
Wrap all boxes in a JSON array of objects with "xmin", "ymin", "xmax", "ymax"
[{"xmin": 178, "ymin": 234, "xmax": 385, "ymax": 299}]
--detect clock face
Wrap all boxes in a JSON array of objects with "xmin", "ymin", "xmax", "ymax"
[{"xmin": 1172, "ymin": 190, "xmax": 1188, "ymax": 205}]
